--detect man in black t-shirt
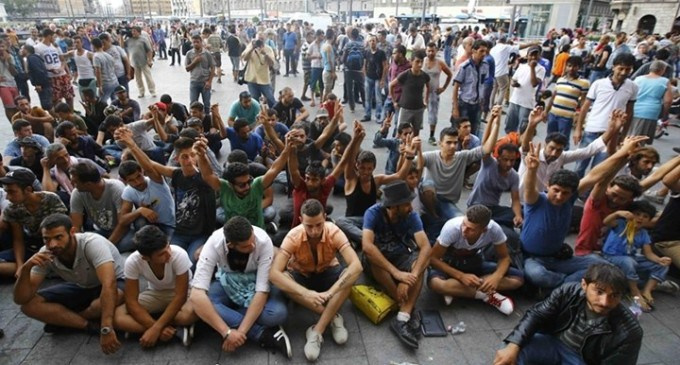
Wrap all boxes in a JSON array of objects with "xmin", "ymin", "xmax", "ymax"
[
  {"xmin": 389, "ymin": 50, "xmax": 430, "ymax": 136},
  {"xmin": 226, "ymin": 25, "xmax": 242, "ymax": 82},
  {"xmin": 273, "ymin": 87, "xmax": 309, "ymax": 127},
  {"xmin": 362, "ymin": 35, "xmax": 388, "ymax": 123},
  {"xmin": 160, "ymin": 94, "xmax": 189, "ymax": 125},
  {"xmin": 589, "ymin": 35, "xmax": 612, "ymax": 83}
]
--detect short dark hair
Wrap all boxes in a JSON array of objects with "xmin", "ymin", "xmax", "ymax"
[
  {"xmin": 498, "ymin": 143, "xmax": 520, "ymax": 156},
  {"xmin": 655, "ymin": 48, "xmax": 670, "ymax": 61},
  {"xmin": 12, "ymin": 119, "xmax": 30, "ymax": 132},
  {"xmin": 395, "ymin": 45, "xmax": 406, "ymax": 57},
  {"xmin": 190, "ymin": 101, "xmax": 204, "ymax": 111},
  {"xmin": 40, "ymin": 213, "xmax": 72, "ymax": 232},
  {"xmin": 134, "ymin": 225, "xmax": 169, "ymax": 257},
  {"xmin": 612, "ymin": 53, "xmax": 636, "ymax": 67},
  {"xmin": 55, "ymin": 121, "xmax": 76, "ymax": 137},
  {"xmin": 14, "ymin": 95, "xmax": 29, "ymax": 105},
  {"xmin": 440, "ymin": 127, "xmax": 458, "ymax": 140},
  {"xmin": 179, "ymin": 127, "xmax": 200, "ymax": 139},
  {"xmin": 227, "ymin": 149, "xmax": 249, "ymax": 164},
  {"xmin": 54, "ymin": 102, "xmax": 71, "ymax": 114},
  {"xmin": 583, "ymin": 263, "xmax": 628, "ymax": 296},
  {"xmin": 545, "ymin": 132, "xmax": 568, "ymax": 146},
  {"xmin": 610, "ymin": 175, "xmax": 642, "ymax": 198},
  {"xmin": 160, "ymin": 94, "xmax": 172, "ymax": 104},
  {"xmin": 91, "ymin": 37, "xmax": 103, "ymax": 49},
  {"xmin": 334, "ymin": 132, "xmax": 351, "ymax": 146},
  {"xmin": 548, "ymin": 169, "xmax": 579, "ymax": 192},
  {"xmin": 357, "ymin": 150, "xmax": 376, "ymax": 165},
  {"xmin": 118, "ymin": 160, "xmax": 142, "ymax": 179},
  {"xmin": 566, "ymin": 55, "xmax": 583, "ymax": 68},
  {"xmin": 630, "ymin": 146, "xmax": 660, "ymax": 165},
  {"xmin": 103, "ymin": 115, "xmax": 124, "ymax": 129},
  {"xmin": 466, "ymin": 205, "xmax": 491, "ymax": 226},
  {"xmin": 427, "ymin": 41, "xmax": 437, "ymax": 48},
  {"xmin": 350, "ymin": 28, "xmax": 359, "ymax": 39},
  {"xmin": 452, "ymin": 117, "xmax": 470, "ymax": 130},
  {"xmin": 223, "ymin": 216, "xmax": 253, "ymax": 244},
  {"xmin": 412, "ymin": 49, "xmax": 426, "ymax": 61},
  {"xmin": 305, "ymin": 161, "xmax": 326, "ymax": 179},
  {"xmin": 301, "ymin": 199, "xmax": 324, "ymax": 217},
  {"xmin": 629, "ymin": 199, "xmax": 656, "ymax": 218},
  {"xmin": 225, "ymin": 162, "xmax": 250, "ymax": 183},
  {"xmin": 173, "ymin": 137, "xmax": 194, "ymax": 153},
  {"xmin": 233, "ymin": 118, "xmax": 249, "ymax": 132},
  {"xmin": 290, "ymin": 122, "xmax": 308, "ymax": 136},
  {"xmin": 70, "ymin": 161, "xmax": 102, "ymax": 184},
  {"xmin": 192, "ymin": 34, "xmax": 202, "ymax": 41},
  {"xmin": 397, "ymin": 122, "xmax": 413, "ymax": 134},
  {"xmin": 472, "ymin": 39, "xmax": 488, "ymax": 50}
]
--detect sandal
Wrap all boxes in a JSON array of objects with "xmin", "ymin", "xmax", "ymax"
[
  {"xmin": 642, "ymin": 293, "xmax": 655, "ymax": 307},
  {"xmin": 638, "ymin": 296, "xmax": 653, "ymax": 312}
]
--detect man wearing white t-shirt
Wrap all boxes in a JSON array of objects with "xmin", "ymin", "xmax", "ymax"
[
  {"xmin": 490, "ymin": 37, "xmax": 539, "ymax": 107},
  {"xmin": 34, "ymin": 28, "xmax": 75, "ymax": 109},
  {"xmin": 189, "ymin": 216, "xmax": 292, "ymax": 358},
  {"xmin": 505, "ymin": 46, "xmax": 545, "ymax": 134},
  {"xmin": 574, "ymin": 53, "xmax": 638, "ymax": 178},
  {"xmin": 113, "ymin": 226, "xmax": 197, "ymax": 347},
  {"xmin": 428, "ymin": 205, "xmax": 523, "ymax": 315}
]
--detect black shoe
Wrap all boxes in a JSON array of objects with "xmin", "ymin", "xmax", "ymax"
[
  {"xmin": 301, "ymin": 96, "xmax": 311, "ymax": 101},
  {"xmin": 265, "ymin": 221, "xmax": 278, "ymax": 235},
  {"xmin": 361, "ymin": 116, "xmax": 371, "ymax": 122},
  {"xmin": 674, "ymin": 147, "xmax": 680, "ymax": 154},
  {"xmin": 390, "ymin": 318, "xmax": 418, "ymax": 349},
  {"xmin": 170, "ymin": 63, "xmax": 175, "ymax": 66},
  {"xmin": 260, "ymin": 326, "xmax": 292, "ymax": 359},
  {"xmin": 43, "ymin": 324, "xmax": 74, "ymax": 334},
  {"xmin": 0, "ymin": 328, "xmax": 4, "ymax": 339},
  {"xmin": 283, "ymin": 74, "xmax": 289, "ymax": 77},
  {"xmin": 341, "ymin": 99, "xmax": 348, "ymax": 104},
  {"xmin": 406, "ymin": 312, "xmax": 422, "ymax": 339}
]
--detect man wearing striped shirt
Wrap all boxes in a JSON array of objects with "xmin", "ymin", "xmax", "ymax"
[{"xmin": 543, "ymin": 56, "xmax": 590, "ymax": 150}]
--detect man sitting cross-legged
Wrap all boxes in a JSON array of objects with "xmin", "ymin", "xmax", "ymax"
[
  {"xmin": 13, "ymin": 213, "xmax": 125, "ymax": 354},
  {"xmin": 113, "ymin": 226, "xmax": 198, "ymax": 347},
  {"xmin": 270, "ymin": 199, "xmax": 363, "ymax": 361},
  {"xmin": 189, "ymin": 216, "xmax": 292, "ymax": 358},
  {"xmin": 361, "ymin": 180, "xmax": 431, "ymax": 349},
  {"xmin": 428, "ymin": 205, "xmax": 524, "ymax": 315}
]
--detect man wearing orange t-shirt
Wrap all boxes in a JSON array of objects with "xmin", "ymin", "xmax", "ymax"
[{"xmin": 270, "ymin": 199, "xmax": 362, "ymax": 361}]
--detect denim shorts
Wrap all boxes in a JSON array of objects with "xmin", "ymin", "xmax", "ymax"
[{"xmin": 291, "ymin": 265, "xmax": 344, "ymax": 293}]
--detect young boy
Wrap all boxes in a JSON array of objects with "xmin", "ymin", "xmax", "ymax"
[
  {"xmin": 113, "ymin": 226, "xmax": 197, "ymax": 347},
  {"xmin": 602, "ymin": 200, "xmax": 671, "ymax": 311},
  {"xmin": 550, "ymin": 45, "xmax": 570, "ymax": 85},
  {"xmin": 544, "ymin": 56, "xmax": 589, "ymax": 150}
]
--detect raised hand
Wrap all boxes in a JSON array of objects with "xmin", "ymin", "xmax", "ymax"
[
  {"xmin": 528, "ymin": 106, "xmax": 545, "ymax": 126},
  {"xmin": 525, "ymin": 142, "xmax": 541, "ymax": 170}
]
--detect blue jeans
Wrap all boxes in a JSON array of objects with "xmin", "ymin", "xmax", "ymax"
[
  {"xmin": 117, "ymin": 75, "xmax": 129, "ymax": 93},
  {"xmin": 444, "ymin": 46, "xmax": 452, "ymax": 67},
  {"xmin": 505, "ymin": 102, "xmax": 531, "ymax": 134},
  {"xmin": 189, "ymin": 81, "xmax": 211, "ymax": 114},
  {"xmin": 524, "ymin": 254, "xmax": 606, "ymax": 289},
  {"xmin": 364, "ymin": 77, "xmax": 382, "ymax": 120},
  {"xmin": 546, "ymin": 113, "xmax": 574, "ymax": 150},
  {"xmin": 37, "ymin": 85, "xmax": 53, "ymax": 110},
  {"xmin": 457, "ymin": 99, "xmax": 481, "ymax": 136},
  {"xmin": 604, "ymin": 254, "xmax": 669, "ymax": 283},
  {"xmin": 575, "ymin": 131, "xmax": 608, "ymax": 178},
  {"xmin": 589, "ymin": 69, "xmax": 608, "ymax": 84},
  {"xmin": 309, "ymin": 68, "xmax": 323, "ymax": 91},
  {"xmin": 247, "ymin": 82, "xmax": 276, "ymax": 108},
  {"xmin": 518, "ymin": 333, "xmax": 585, "ymax": 365},
  {"xmin": 207, "ymin": 281, "xmax": 288, "ymax": 341},
  {"xmin": 102, "ymin": 144, "xmax": 122, "ymax": 162},
  {"xmin": 97, "ymin": 228, "xmax": 135, "ymax": 253},
  {"xmin": 171, "ymin": 233, "xmax": 208, "ymax": 265},
  {"xmin": 101, "ymin": 82, "xmax": 119, "ymax": 104}
]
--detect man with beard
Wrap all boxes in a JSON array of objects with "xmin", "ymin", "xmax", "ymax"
[
  {"xmin": 13, "ymin": 213, "xmax": 125, "ymax": 354},
  {"xmin": 494, "ymin": 263, "xmax": 642, "ymax": 365}
]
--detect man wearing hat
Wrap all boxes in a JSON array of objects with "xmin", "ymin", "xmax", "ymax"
[
  {"xmin": 504, "ymin": 45, "xmax": 546, "ymax": 134},
  {"xmin": 309, "ymin": 106, "xmax": 345, "ymax": 154},
  {"xmin": 361, "ymin": 180, "xmax": 431, "ymax": 349},
  {"xmin": 111, "ymin": 85, "xmax": 140, "ymax": 124},
  {"xmin": 9, "ymin": 137, "xmax": 44, "ymax": 181},
  {"xmin": 0, "ymin": 169, "xmax": 67, "ymax": 278}
]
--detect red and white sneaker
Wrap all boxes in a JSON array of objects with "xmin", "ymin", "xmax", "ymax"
[{"xmin": 483, "ymin": 292, "xmax": 514, "ymax": 315}]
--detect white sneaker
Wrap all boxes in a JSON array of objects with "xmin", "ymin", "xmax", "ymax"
[
  {"xmin": 444, "ymin": 295, "xmax": 453, "ymax": 306},
  {"xmin": 304, "ymin": 325, "xmax": 323, "ymax": 361},
  {"xmin": 330, "ymin": 313, "xmax": 348, "ymax": 345},
  {"xmin": 483, "ymin": 292, "xmax": 515, "ymax": 315},
  {"xmin": 656, "ymin": 279, "xmax": 680, "ymax": 294}
]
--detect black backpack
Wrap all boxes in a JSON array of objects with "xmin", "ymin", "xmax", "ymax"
[
  {"xmin": 181, "ymin": 38, "xmax": 191, "ymax": 56},
  {"xmin": 345, "ymin": 45, "xmax": 363, "ymax": 71}
]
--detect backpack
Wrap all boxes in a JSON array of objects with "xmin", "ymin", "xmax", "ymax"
[
  {"xmin": 181, "ymin": 38, "xmax": 191, "ymax": 56},
  {"xmin": 345, "ymin": 45, "xmax": 363, "ymax": 71}
]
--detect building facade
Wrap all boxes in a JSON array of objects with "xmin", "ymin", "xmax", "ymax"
[
  {"xmin": 129, "ymin": 0, "xmax": 173, "ymax": 16},
  {"xmin": 610, "ymin": 0, "xmax": 680, "ymax": 35},
  {"xmin": 57, "ymin": 0, "xmax": 97, "ymax": 16}
]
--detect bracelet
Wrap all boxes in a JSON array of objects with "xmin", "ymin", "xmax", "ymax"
[{"xmin": 223, "ymin": 329, "xmax": 232, "ymax": 341}]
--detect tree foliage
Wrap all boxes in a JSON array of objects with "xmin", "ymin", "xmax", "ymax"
[{"xmin": 5, "ymin": 0, "xmax": 38, "ymax": 18}]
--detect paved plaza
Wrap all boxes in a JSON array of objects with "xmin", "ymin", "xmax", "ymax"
[{"xmin": 0, "ymin": 59, "xmax": 679, "ymax": 365}]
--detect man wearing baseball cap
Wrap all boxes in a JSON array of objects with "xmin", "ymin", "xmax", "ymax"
[
  {"xmin": 9, "ymin": 137, "xmax": 45, "ymax": 181},
  {"xmin": 0, "ymin": 169, "xmax": 67, "ymax": 279},
  {"xmin": 505, "ymin": 45, "xmax": 546, "ymax": 134},
  {"xmin": 361, "ymin": 180, "xmax": 431, "ymax": 349},
  {"xmin": 111, "ymin": 85, "xmax": 141, "ymax": 124}
]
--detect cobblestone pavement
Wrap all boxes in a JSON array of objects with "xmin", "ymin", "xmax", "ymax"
[{"xmin": 1, "ymin": 56, "xmax": 679, "ymax": 365}]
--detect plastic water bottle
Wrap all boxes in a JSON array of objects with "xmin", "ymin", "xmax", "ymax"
[
  {"xmin": 629, "ymin": 296, "xmax": 643, "ymax": 320},
  {"xmin": 447, "ymin": 321, "xmax": 466, "ymax": 335}
]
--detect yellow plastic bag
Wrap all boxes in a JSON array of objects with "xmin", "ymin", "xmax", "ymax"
[{"xmin": 350, "ymin": 285, "xmax": 397, "ymax": 325}]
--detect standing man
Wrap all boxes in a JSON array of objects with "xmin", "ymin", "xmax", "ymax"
[
  {"xmin": 91, "ymin": 38, "xmax": 119, "ymax": 103},
  {"xmin": 226, "ymin": 25, "xmax": 242, "ymax": 83},
  {"xmin": 241, "ymin": 37, "xmax": 276, "ymax": 107},
  {"xmin": 362, "ymin": 35, "xmax": 388, "ymax": 123},
  {"xmin": 13, "ymin": 214, "xmax": 125, "ymax": 354},
  {"xmin": 504, "ymin": 46, "xmax": 545, "ymax": 134},
  {"xmin": 490, "ymin": 37, "xmax": 540, "ymax": 107},
  {"xmin": 342, "ymin": 28, "xmax": 366, "ymax": 113},
  {"xmin": 283, "ymin": 24, "xmax": 298, "ymax": 77},
  {"xmin": 451, "ymin": 40, "xmax": 491, "ymax": 137},
  {"xmin": 34, "ymin": 29, "xmax": 75, "ymax": 110},
  {"xmin": 126, "ymin": 26, "xmax": 156, "ymax": 98},
  {"xmin": 270, "ymin": 199, "xmax": 362, "ymax": 361},
  {"xmin": 21, "ymin": 44, "xmax": 53, "ymax": 112},
  {"xmin": 205, "ymin": 26, "xmax": 224, "ymax": 84},
  {"xmin": 185, "ymin": 35, "xmax": 215, "ymax": 114},
  {"xmin": 99, "ymin": 33, "xmax": 131, "ymax": 92},
  {"xmin": 390, "ymin": 50, "xmax": 430, "ymax": 137}
]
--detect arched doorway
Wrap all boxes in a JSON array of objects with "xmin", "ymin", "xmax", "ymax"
[{"xmin": 638, "ymin": 15, "xmax": 656, "ymax": 34}]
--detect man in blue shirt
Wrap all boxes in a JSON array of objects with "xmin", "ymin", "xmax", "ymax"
[
  {"xmin": 226, "ymin": 118, "xmax": 264, "ymax": 162},
  {"xmin": 283, "ymin": 24, "xmax": 298, "ymax": 77},
  {"xmin": 228, "ymin": 91, "xmax": 261, "ymax": 128},
  {"xmin": 521, "ymin": 135, "xmax": 648, "ymax": 290}
]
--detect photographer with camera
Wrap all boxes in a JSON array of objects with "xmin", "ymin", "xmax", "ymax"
[{"xmin": 240, "ymin": 35, "xmax": 276, "ymax": 108}]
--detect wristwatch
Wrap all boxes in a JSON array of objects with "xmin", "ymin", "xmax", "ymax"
[
  {"xmin": 223, "ymin": 329, "xmax": 232, "ymax": 341},
  {"xmin": 100, "ymin": 326, "xmax": 112, "ymax": 335}
]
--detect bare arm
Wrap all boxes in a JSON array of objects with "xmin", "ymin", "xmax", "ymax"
[
  {"xmin": 194, "ymin": 138, "xmax": 221, "ymax": 191},
  {"xmin": 662, "ymin": 161, "xmax": 680, "ymax": 191}
]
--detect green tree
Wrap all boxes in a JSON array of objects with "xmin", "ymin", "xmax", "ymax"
[{"xmin": 5, "ymin": 0, "xmax": 38, "ymax": 18}]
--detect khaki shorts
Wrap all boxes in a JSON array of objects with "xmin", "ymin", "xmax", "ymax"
[{"xmin": 137, "ymin": 289, "xmax": 176, "ymax": 314}]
